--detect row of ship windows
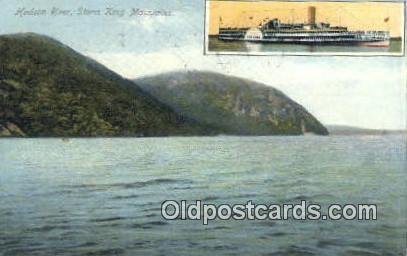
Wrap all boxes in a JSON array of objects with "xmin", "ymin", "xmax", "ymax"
[
  {"xmin": 220, "ymin": 32, "xmax": 388, "ymax": 36},
  {"xmin": 264, "ymin": 33, "xmax": 356, "ymax": 37},
  {"xmin": 263, "ymin": 30, "xmax": 348, "ymax": 34},
  {"xmin": 220, "ymin": 35, "xmax": 359, "ymax": 39},
  {"xmin": 220, "ymin": 31, "xmax": 351, "ymax": 34},
  {"xmin": 263, "ymin": 36, "xmax": 358, "ymax": 40},
  {"xmin": 263, "ymin": 35, "xmax": 357, "ymax": 39},
  {"xmin": 220, "ymin": 33, "xmax": 359, "ymax": 38}
]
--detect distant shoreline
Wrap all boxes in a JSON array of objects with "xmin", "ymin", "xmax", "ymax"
[
  {"xmin": 0, "ymin": 132, "xmax": 405, "ymax": 139},
  {"xmin": 327, "ymin": 125, "xmax": 406, "ymax": 136}
]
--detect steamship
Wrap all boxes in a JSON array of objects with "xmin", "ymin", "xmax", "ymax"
[{"xmin": 218, "ymin": 7, "xmax": 390, "ymax": 47}]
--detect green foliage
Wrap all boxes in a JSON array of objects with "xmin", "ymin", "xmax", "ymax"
[
  {"xmin": 0, "ymin": 33, "xmax": 208, "ymax": 137},
  {"xmin": 136, "ymin": 71, "xmax": 329, "ymax": 135},
  {"xmin": 0, "ymin": 33, "xmax": 327, "ymax": 137}
]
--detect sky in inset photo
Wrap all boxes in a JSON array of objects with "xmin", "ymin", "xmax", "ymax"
[{"xmin": 208, "ymin": 1, "xmax": 404, "ymax": 37}]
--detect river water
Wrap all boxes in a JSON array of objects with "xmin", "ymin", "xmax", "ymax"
[{"xmin": 0, "ymin": 135, "xmax": 405, "ymax": 255}]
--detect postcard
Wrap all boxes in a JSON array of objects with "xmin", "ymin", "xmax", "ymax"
[
  {"xmin": 205, "ymin": 0, "xmax": 405, "ymax": 56},
  {"xmin": 0, "ymin": 0, "xmax": 406, "ymax": 255}
]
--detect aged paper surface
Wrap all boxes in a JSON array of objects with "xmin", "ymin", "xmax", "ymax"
[
  {"xmin": 206, "ymin": 1, "xmax": 405, "ymax": 55},
  {"xmin": 0, "ymin": 0, "xmax": 406, "ymax": 255}
]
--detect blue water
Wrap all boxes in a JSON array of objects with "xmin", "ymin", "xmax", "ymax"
[{"xmin": 0, "ymin": 135, "xmax": 406, "ymax": 255}]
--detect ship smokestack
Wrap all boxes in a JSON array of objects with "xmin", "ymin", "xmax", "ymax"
[{"xmin": 308, "ymin": 6, "xmax": 316, "ymax": 24}]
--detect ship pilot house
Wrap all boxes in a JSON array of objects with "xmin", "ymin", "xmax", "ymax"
[{"xmin": 261, "ymin": 7, "xmax": 337, "ymax": 31}]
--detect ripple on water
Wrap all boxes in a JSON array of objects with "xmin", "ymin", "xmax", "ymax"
[
  {"xmin": 273, "ymin": 245, "xmax": 317, "ymax": 256},
  {"xmin": 89, "ymin": 216, "xmax": 127, "ymax": 223},
  {"xmin": 342, "ymin": 249, "xmax": 386, "ymax": 256},
  {"xmin": 110, "ymin": 194, "xmax": 139, "ymax": 200},
  {"xmin": 65, "ymin": 178, "xmax": 193, "ymax": 191},
  {"xmin": 82, "ymin": 248, "xmax": 126, "ymax": 256},
  {"xmin": 129, "ymin": 220, "xmax": 168, "ymax": 229}
]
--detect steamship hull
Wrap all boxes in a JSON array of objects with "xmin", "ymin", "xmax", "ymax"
[{"xmin": 218, "ymin": 35, "xmax": 391, "ymax": 47}]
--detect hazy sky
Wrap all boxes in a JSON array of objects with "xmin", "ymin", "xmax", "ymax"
[{"xmin": 1, "ymin": 0, "xmax": 405, "ymax": 129}]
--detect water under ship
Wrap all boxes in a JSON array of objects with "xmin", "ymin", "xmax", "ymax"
[{"xmin": 218, "ymin": 7, "xmax": 390, "ymax": 47}]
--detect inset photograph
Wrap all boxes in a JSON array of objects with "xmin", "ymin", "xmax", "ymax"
[{"xmin": 205, "ymin": 0, "xmax": 405, "ymax": 56}]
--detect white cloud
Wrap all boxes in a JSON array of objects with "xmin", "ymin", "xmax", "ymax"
[{"xmin": 118, "ymin": 16, "xmax": 168, "ymax": 32}]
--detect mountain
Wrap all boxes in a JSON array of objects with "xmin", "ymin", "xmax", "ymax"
[
  {"xmin": 327, "ymin": 125, "xmax": 406, "ymax": 135},
  {"xmin": 135, "ymin": 71, "xmax": 328, "ymax": 135},
  {"xmin": 0, "ymin": 33, "xmax": 327, "ymax": 137},
  {"xmin": 0, "ymin": 33, "xmax": 211, "ymax": 137}
]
